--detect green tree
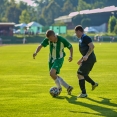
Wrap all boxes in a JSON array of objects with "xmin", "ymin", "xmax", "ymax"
[
  {"xmin": 113, "ymin": 25, "xmax": 117, "ymax": 34},
  {"xmin": 62, "ymin": 0, "xmax": 74, "ymax": 15},
  {"xmin": 9, "ymin": 0, "xmax": 16, "ymax": 6},
  {"xmin": 31, "ymin": 0, "xmax": 52, "ymax": 22},
  {"xmin": 0, "ymin": 0, "xmax": 8, "ymax": 21},
  {"xmin": 78, "ymin": 0, "xmax": 91, "ymax": 11},
  {"xmin": 6, "ymin": 5, "xmax": 21, "ymax": 23},
  {"xmin": 72, "ymin": 14, "xmax": 86, "ymax": 26},
  {"xmin": 0, "ymin": 17, "xmax": 8, "ymax": 22},
  {"xmin": 27, "ymin": 6, "xmax": 37, "ymax": 22},
  {"xmin": 69, "ymin": 0, "xmax": 78, "ymax": 7},
  {"xmin": 92, "ymin": 1, "xmax": 104, "ymax": 9},
  {"xmin": 54, "ymin": 0, "xmax": 65, "ymax": 7},
  {"xmin": 38, "ymin": 17, "xmax": 46, "ymax": 26},
  {"xmin": 18, "ymin": 1, "xmax": 28, "ymax": 11},
  {"xmin": 19, "ymin": 10, "xmax": 31, "ymax": 23},
  {"xmin": 81, "ymin": 18, "xmax": 91, "ymax": 28},
  {"xmin": 105, "ymin": 0, "xmax": 117, "ymax": 7},
  {"xmin": 108, "ymin": 16, "xmax": 116, "ymax": 33},
  {"xmin": 42, "ymin": 1, "xmax": 61, "ymax": 25}
]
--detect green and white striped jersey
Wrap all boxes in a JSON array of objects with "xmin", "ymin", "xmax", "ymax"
[{"xmin": 41, "ymin": 35, "xmax": 72, "ymax": 62}]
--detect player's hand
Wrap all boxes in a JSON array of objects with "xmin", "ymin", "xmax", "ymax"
[
  {"xmin": 83, "ymin": 55, "xmax": 88, "ymax": 61},
  {"xmin": 77, "ymin": 59, "xmax": 83, "ymax": 65},
  {"xmin": 68, "ymin": 57, "xmax": 73, "ymax": 62},
  {"xmin": 33, "ymin": 53, "xmax": 37, "ymax": 59}
]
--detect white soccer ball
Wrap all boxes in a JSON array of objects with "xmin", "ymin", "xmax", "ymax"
[{"xmin": 49, "ymin": 87, "xmax": 60, "ymax": 97}]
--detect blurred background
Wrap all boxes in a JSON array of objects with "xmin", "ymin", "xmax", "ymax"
[{"xmin": 0, "ymin": 0, "xmax": 117, "ymax": 44}]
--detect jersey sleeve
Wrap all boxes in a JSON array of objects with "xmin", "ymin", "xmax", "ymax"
[
  {"xmin": 83, "ymin": 36, "xmax": 92, "ymax": 45},
  {"xmin": 41, "ymin": 38, "xmax": 49, "ymax": 47},
  {"xmin": 60, "ymin": 36, "xmax": 72, "ymax": 49}
]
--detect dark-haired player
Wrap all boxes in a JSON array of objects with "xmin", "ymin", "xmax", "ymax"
[{"xmin": 75, "ymin": 25, "xmax": 98, "ymax": 98}]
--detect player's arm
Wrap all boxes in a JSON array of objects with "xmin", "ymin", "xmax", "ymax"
[
  {"xmin": 64, "ymin": 40, "xmax": 73, "ymax": 62},
  {"xmin": 33, "ymin": 44, "xmax": 43, "ymax": 59},
  {"xmin": 69, "ymin": 46, "xmax": 73, "ymax": 62},
  {"xmin": 60, "ymin": 36, "xmax": 73, "ymax": 62},
  {"xmin": 77, "ymin": 57, "xmax": 83, "ymax": 65},
  {"xmin": 83, "ymin": 42, "xmax": 94, "ymax": 61},
  {"xmin": 33, "ymin": 38, "xmax": 49, "ymax": 59}
]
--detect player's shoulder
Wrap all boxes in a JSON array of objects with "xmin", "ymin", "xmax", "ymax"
[
  {"xmin": 84, "ymin": 35, "xmax": 92, "ymax": 40},
  {"xmin": 44, "ymin": 37, "xmax": 48, "ymax": 40},
  {"xmin": 42, "ymin": 38, "xmax": 49, "ymax": 42},
  {"xmin": 57, "ymin": 35, "xmax": 64, "ymax": 39},
  {"xmin": 41, "ymin": 37, "xmax": 49, "ymax": 44},
  {"xmin": 57, "ymin": 35, "xmax": 66, "ymax": 41},
  {"xmin": 84, "ymin": 35, "xmax": 91, "ymax": 39}
]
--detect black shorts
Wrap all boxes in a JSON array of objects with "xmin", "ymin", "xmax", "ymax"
[{"xmin": 77, "ymin": 61, "xmax": 95, "ymax": 76}]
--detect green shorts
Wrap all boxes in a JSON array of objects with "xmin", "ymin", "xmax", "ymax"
[{"xmin": 49, "ymin": 58, "xmax": 64, "ymax": 74}]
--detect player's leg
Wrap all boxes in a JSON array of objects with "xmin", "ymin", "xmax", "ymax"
[
  {"xmin": 85, "ymin": 75, "xmax": 98, "ymax": 90},
  {"xmin": 58, "ymin": 76, "xmax": 73, "ymax": 95},
  {"xmin": 58, "ymin": 76, "xmax": 69, "ymax": 89},
  {"xmin": 77, "ymin": 62, "xmax": 90, "ymax": 98},
  {"xmin": 84, "ymin": 62, "xmax": 98, "ymax": 90},
  {"xmin": 53, "ymin": 58, "xmax": 73, "ymax": 95},
  {"xmin": 50, "ymin": 68, "xmax": 62, "ymax": 89},
  {"xmin": 85, "ymin": 75, "xmax": 95, "ymax": 85},
  {"xmin": 49, "ymin": 60, "xmax": 62, "ymax": 90},
  {"xmin": 77, "ymin": 74, "xmax": 87, "ymax": 98}
]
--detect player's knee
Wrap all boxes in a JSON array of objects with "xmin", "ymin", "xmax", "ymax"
[
  {"xmin": 77, "ymin": 74, "xmax": 84, "ymax": 80},
  {"xmin": 50, "ymin": 71, "xmax": 53, "ymax": 77},
  {"xmin": 50, "ymin": 70, "xmax": 55, "ymax": 77}
]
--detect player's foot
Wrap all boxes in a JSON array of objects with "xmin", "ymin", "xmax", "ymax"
[
  {"xmin": 77, "ymin": 93, "xmax": 87, "ymax": 98},
  {"xmin": 67, "ymin": 86, "xmax": 73, "ymax": 95},
  {"xmin": 92, "ymin": 83, "xmax": 98, "ymax": 91},
  {"xmin": 58, "ymin": 88, "xmax": 62, "ymax": 95}
]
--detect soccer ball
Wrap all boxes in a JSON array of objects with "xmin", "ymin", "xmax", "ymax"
[{"xmin": 49, "ymin": 87, "xmax": 60, "ymax": 97}]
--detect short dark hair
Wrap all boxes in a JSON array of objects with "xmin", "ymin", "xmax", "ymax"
[
  {"xmin": 75, "ymin": 25, "xmax": 84, "ymax": 32},
  {"xmin": 46, "ymin": 30, "xmax": 55, "ymax": 37}
]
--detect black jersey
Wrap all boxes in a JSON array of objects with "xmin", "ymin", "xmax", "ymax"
[{"xmin": 79, "ymin": 34, "xmax": 96, "ymax": 62}]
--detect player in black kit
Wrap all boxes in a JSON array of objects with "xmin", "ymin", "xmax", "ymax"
[{"xmin": 75, "ymin": 25, "xmax": 98, "ymax": 98}]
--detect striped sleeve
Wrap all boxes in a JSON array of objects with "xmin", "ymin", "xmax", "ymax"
[
  {"xmin": 61, "ymin": 37, "xmax": 72, "ymax": 49},
  {"xmin": 41, "ymin": 38, "xmax": 49, "ymax": 47}
]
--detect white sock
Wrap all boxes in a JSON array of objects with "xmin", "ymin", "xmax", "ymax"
[
  {"xmin": 58, "ymin": 76, "xmax": 69, "ymax": 89},
  {"xmin": 55, "ymin": 77, "xmax": 61, "ymax": 89}
]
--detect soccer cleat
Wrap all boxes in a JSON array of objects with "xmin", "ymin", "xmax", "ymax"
[
  {"xmin": 92, "ymin": 83, "xmax": 98, "ymax": 91},
  {"xmin": 67, "ymin": 86, "xmax": 73, "ymax": 95},
  {"xmin": 58, "ymin": 88, "xmax": 62, "ymax": 95},
  {"xmin": 77, "ymin": 93, "xmax": 87, "ymax": 98}
]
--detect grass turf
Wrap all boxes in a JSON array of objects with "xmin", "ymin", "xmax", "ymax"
[{"xmin": 0, "ymin": 43, "xmax": 117, "ymax": 117}]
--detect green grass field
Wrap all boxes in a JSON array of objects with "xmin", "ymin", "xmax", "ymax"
[{"xmin": 0, "ymin": 43, "xmax": 117, "ymax": 117}]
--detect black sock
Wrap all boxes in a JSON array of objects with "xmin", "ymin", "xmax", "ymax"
[
  {"xmin": 79, "ymin": 79, "xmax": 86, "ymax": 94},
  {"xmin": 85, "ymin": 76, "xmax": 95, "ymax": 85}
]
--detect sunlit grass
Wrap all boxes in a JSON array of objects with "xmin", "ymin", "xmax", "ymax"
[{"xmin": 0, "ymin": 43, "xmax": 117, "ymax": 117}]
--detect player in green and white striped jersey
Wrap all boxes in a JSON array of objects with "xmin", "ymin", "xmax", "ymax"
[{"xmin": 33, "ymin": 30, "xmax": 73, "ymax": 95}]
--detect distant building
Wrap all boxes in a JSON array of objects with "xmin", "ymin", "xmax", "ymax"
[
  {"xmin": 54, "ymin": 6, "xmax": 117, "ymax": 29},
  {"xmin": 0, "ymin": 22, "xmax": 15, "ymax": 36},
  {"xmin": 49, "ymin": 25, "xmax": 67, "ymax": 34},
  {"xmin": 54, "ymin": 15, "xmax": 75, "ymax": 29}
]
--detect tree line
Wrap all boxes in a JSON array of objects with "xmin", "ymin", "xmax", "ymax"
[{"xmin": 0, "ymin": 0, "xmax": 117, "ymax": 33}]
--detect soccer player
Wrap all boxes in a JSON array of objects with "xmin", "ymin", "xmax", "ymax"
[
  {"xmin": 75, "ymin": 25, "xmax": 98, "ymax": 98},
  {"xmin": 33, "ymin": 30, "xmax": 73, "ymax": 95}
]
